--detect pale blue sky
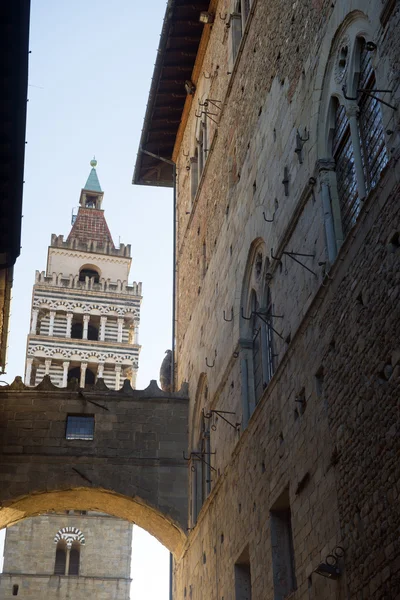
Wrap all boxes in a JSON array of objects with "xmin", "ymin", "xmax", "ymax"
[{"xmin": 2, "ymin": 0, "xmax": 173, "ymax": 596}]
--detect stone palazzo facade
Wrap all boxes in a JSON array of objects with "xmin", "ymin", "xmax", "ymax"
[{"xmin": 134, "ymin": 0, "xmax": 400, "ymax": 599}]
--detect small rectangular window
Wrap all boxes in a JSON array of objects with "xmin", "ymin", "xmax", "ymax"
[
  {"xmin": 270, "ymin": 489, "xmax": 296, "ymax": 600},
  {"xmin": 12, "ymin": 584, "xmax": 19, "ymax": 596},
  {"xmin": 66, "ymin": 415, "xmax": 94, "ymax": 440},
  {"xmin": 235, "ymin": 545, "xmax": 252, "ymax": 600}
]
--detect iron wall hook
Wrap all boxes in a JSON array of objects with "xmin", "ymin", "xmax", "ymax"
[
  {"xmin": 223, "ymin": 308, "xmax": 233, "ymax": 322},
  {"xmin": 205, "ymin": 357, "xmax": 215, "ymax": 368},
  {"xmin": 263, "ymin": 211, "xmax": 275, "ymax": 222}
]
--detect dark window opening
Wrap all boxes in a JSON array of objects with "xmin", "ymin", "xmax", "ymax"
[
  {"xmin": 69, "ymin": 546, "xmax": 80, "ymax": 575},
  {"xmin": 67, "ymin": 367, "xmax": 95, "ymax": 386},
  {"xmin": 85, "ymin": 195, "xmax": 98, "ymax": 208},
  {"xmin": 79, "ymin": 268, "xmax": 100, "ymax": 283},
  {"xmin": 54, "ymin": 545, "xmax": 66, "ymax": 575},
  {"xmin": 66, "ymin": 415, "xmax": 94, "ymax": 440},
  {"xmin": 85, "ymin": 368, "xmax": 95, "ymax": 385},
  {"xmin": 12, "ymin": 585, "xmax": 19, "ymax": 596},
  {"xmin": 270, "ymin": 489, "xmax": 296, "ymax": 599},
  {"xmin": 87, "ymin": 324, "xmax": 99, "ymax": 341},
  {"xmin": 71, "ymin": 322, "xmax": 83, "ymax": 339},
  {"xmin": 235, "ymin": 546, "xmax": 252, "ymax": 600}
]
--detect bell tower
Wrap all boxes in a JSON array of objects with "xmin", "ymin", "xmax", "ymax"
[{"xmin": 24, "ymin": 159, "xmax": 142, "ymax": 390}]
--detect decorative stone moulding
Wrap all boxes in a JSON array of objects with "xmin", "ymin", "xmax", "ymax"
[
  {"xmin": 54, "ymin": 527, "xmax": 86, "ymax": 548},
  {"xmin": 32, "ymin": 297, "xmax": 140, "ymax": 318},
  {"xmin": 334, "ymin": 35, "xmax": 351, "ymax": 84}
]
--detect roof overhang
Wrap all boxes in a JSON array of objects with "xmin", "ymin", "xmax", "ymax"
[
  {"xmin": 133, "ymin": 0, "xmax": 210, "ymax": 188},
  {"xmin": 0, "ymin": 0, "xmax": 31, "ymax": 268}
]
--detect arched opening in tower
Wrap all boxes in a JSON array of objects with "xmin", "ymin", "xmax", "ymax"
[
  {"xmin": 79, "ymin": 267, "xmax": 100, "ymax": 284},
  {"xmin": 87, "ymin": 324, "xmax": 99, "ymax": 341},
  {"xmin": 67, "ymin": 367, "xmax": 95, "ymax": 385},
  {"xmin": 71, "ymin": 322, "xmax": 83, "ymax": 339}
]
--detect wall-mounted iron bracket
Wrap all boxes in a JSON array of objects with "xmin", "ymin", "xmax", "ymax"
[
  {"xmin": 342, "ymin": 85, "xmax": 397, "ymax": 110},
  {"xmin": 241, "ymin": 307, "xmax": 284, "ymax": 339},
  {"xmin": 195, "ymin": 109, "xmax": 219, "ymax": 124},
  {"xmin": 183, "ymin": 450, "xmax": 217, "ymax": 472},
  {"xmin": 295, "ymin": 128, "xmax": 309, "ymax": 164},
  {"xmin": 205, "ymin": 356, "xmax": 215, "ymax": 368},
  {"xmin": 204, "ymin": 409, "xmax": 241, "ymax": 431},
  {"xmin": 282, "ymin": 166, "xmax": 289, "ymax": 196},
  {"xmin": 271, "ymin": 248, "xmax": 317, "ymax": 276}
]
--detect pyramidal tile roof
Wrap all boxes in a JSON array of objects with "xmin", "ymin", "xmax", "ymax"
[
  {"xmin": 66, "ymin": 159, "xmax": 114, "ymax": 248},
  {"xmin": 67, "ymin": 208, "xmax": 115, "ymax": 248}
]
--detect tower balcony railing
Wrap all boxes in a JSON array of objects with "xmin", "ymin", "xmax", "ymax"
[{"xmin": 35, "ymin": 271, "xmax": 142, "ymax": 296}]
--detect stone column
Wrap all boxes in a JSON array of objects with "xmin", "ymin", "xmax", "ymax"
[
  {"xmin": 346, "ymin": 103, "xmax": 366, "ymax": 200},
  {"xmin": 44, "ymin": 358, "xmax": 52, "ymax": 376},
  {"xmin": 66, "ymin": 312, "xmax": 73, "ymax": 338},
  {"xmin": 133, "ymin": 321, "xmax": 139, "ymax": 345},
  {"xmin": 65, "ymin": 548, "xmax": 71, "ymax": 576},
  {"xmin": 62, "ymin": 361, "xmax": 70, "ymax": 388},
  {"xmin": 30, "ymin": 309, "xmax": 39, "ymax": 334},
  {"xmin": 117, "ymin": 317, "xmax": 124, "ymax": 343},
  {"xmin": 130, "ymin": 368, "xmax": 138, "ymax": 390},
  {"xmin": 25, "ymin": 358, "xmax": 33, "ymax": 385},
  {"xmin": 83, "ymin": 314, "xmax": 90, "ymax": 340},
  {"xmin": 115, "ymin": 365, "xmax": 122, "ymax": 390},
  {"xmin": 49, "ymin": 310, "xmax": 56, "ymax": 336},
  {"xmin": 80, "ymin": 362, "xmax": 88, "ymax": 388},
  {"xmin": 318, "ymin": 159, "xmax": 338, "ymax": 264},
  {"xmin": 100, "ymin": 316, "xmax": 107, "ymax": 341},
  {"xmin": 97, "ymin": 362, "xmax": 104, "ymax": 379}
]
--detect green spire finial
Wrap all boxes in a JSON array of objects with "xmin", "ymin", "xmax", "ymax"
[{"xmin": 83, "ymin": 157, "xmax": 102, "ymax": 192}]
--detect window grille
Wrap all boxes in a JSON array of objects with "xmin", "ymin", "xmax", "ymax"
[
  {"xmin": 332, "ymin": 102, "xmax": 359, "ymax": 237},
  {"xmin": 263, "ymin": 289, "xmax": 275, "ymax": 385},
  {"xmin": 253, "ymin": 325, "xmax": 263, "ymax": 403},
  {"xmin": 358, "ymin": 40, "xmax": 389, "ymax": 193},
  {"xmin": 66, "ymin": 415, "xmax": 94, "ymax": 440}
]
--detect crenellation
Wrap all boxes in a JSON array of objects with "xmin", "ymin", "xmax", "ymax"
[{"xmin": 50, "ymin": 233, "xmax": 131, "ymax": 258}]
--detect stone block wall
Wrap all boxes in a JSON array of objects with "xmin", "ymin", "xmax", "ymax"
[
  {"xmin": 0, "ymin": 380, "xmax": 189, "ymax": 555},
  {"xmin": 170, "ymin": 0, "xmax": 400, "ymax": 598},
  {"xmin": 0, "ymin": 512, "xmax": 132, "ymax": 600}
]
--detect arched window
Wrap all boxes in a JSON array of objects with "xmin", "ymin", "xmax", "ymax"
[
  {"xmin": 54, "ymin": 541, "xmax": 67, "ymax": 575},
  {"xmin": 87, "ymin": 324, "xmax": 99, "ymax": 341},
  {"xmin": 69, "ymin": 543, "xmax": 80, "ymax": 575},
  {"xmin": 319, "ymin": 19, "xmax": 389, "ymax": 257},
  {"xmin": 79, "ymin": 266, "xmax": 100, "ymax": 284},
  {"xmin": 67, "ymin": 366, "xmax": 95, "ymax": 385},
  {"xmin": 240, "ymin": 241, "xmax": 275, "ymax": 425},
  {"xmin": 190, "ymin": 375, "xmax": 212, "ymax": 527}
]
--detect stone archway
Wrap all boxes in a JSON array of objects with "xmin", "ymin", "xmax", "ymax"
[
  {"xmin": 0, "ymin": 377, "xmax": 190, "ymax": 557},
  {"xmin": 0, "ymin": 488, "xmax": 186, "ymax": 556}
]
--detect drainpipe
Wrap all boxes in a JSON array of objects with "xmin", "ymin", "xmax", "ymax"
[{"xmin": 139, "ymin": 149, "xmax": 177, "ymax": 391}]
